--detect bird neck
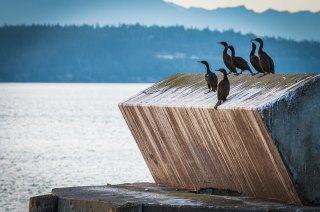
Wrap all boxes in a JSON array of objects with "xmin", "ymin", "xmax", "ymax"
[
  {"xmin": 223, "ymin": 46, "xmax": 228, "ymax": 55},
  {"xmin": 230, "ymin": 48, "xmax": 235, "ymax": 58},
  {"xmin": 250, "ymin": 46, "xmax": 256, "ymax": 56},
  {"xmin": 223, "ymin": 71, "xmax": 228, "ymax": 79},
  {"xmin": 205, "ymin": 64, "xmax": 211, "ymax": 74},
  {"xmin": 258, "ymin": 42, "xmax": 264, "ymax": 54}
]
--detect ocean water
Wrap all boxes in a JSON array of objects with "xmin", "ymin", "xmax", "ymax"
[{"xmin": 0, "ymin": 83, "xmax": 154, "ymax": 211}]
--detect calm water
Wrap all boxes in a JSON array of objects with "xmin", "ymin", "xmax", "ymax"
[{"xmin": 0, "ymin": 83, "xmax": 154, "ymax": 211}]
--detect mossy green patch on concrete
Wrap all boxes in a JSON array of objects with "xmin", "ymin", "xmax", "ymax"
[
  {"xmin": 146, "ymin": 73, "xmax": 318, "ymax": 92},
  {"xmin": 168, "ymin": 191, "xmax": 243, "ymax": 205},
  {"xmin": 232, "ymin": 73, "xmax": 317, "ymax": 91},
  {"xmin": 144, "ymin": 74, "xmax": 205, "ymax": 93}
]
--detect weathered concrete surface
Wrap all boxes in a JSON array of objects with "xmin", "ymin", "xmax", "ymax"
[
  {"xmin": 30, "ymin": 183, "xmax": 320, "ymax": 211},
  {"xmin": 29, "ymin": 194, "xmax": 57, "ymax": 212},
  {"xmin": 119, "ymin": 74, "xmax": 320, "ymax": 205},
  {"xmin": 260, "ymin": 76, "xmax": 320, "ymax": 204}
]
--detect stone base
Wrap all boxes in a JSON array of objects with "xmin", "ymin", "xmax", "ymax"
[{"xmin": 30, "ymin": 183, "xmax": 319, "ymax": 212}]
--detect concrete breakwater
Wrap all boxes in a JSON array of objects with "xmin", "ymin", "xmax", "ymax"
[
  {"xmin": 29, "ymin": 183, "xmax": 319, "ymax": 211},
  {"xmin": 119, "ymin": 73, "xmax": 320, "ymax": 205}
]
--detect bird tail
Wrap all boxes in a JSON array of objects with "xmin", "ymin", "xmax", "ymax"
[{"xmin": 214, "ymin": 100, "xmax": 222, "ymax": 109}]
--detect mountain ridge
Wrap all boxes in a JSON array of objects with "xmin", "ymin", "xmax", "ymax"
[
  {"xmin": 0, "ymin": 24, "xmax": 319, "ymax": 82},
  {"xmin": 0, "ymin": 0, "xmax": 319, "ymax": 41},
  {"xmin": 185, "ymin": 5, "xmax": 320, "ymax": 15}
]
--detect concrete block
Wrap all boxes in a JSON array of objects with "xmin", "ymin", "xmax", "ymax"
[
  {"xmin": 30, "ymin": 183, "xmax": 320, "ymax": 212},
  {"xmin": 119, "ymin": 73, "xmax": 320, "ymax": 205},
  {"xmin": 29, "ymin": 194, "xmax": 57, "ymax": 212}
]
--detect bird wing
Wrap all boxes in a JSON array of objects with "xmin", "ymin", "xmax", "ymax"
[
  {"xmin": 234, "ymin": 57, "xmax": 250, "ymax": 70},
  {"xmin": 251, "ymin": 56, "xmax": 263, "ymax": 73},
  {"xmin": 217, "ymin": 79, "xmax": 230, "ymax": 101},
  {"xmin": 224, "ymin": 80, "xmax": 230, "ymax": 99},
  {"xmin": 218, "ymin": 82, "xmax": 223, "ymax": 100},
  {"xmin": 224, "ymin": 55, "xmax": 237, "ymax": 73},
  {"xmin": 259, "ymin": 53, "xmax": 272, "ymax": 73},
  {"xmin": 209, "ymin": 73, "xmax": 218, "ymax": 90}
]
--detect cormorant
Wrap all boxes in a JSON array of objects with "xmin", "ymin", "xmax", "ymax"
[
  {"xmin": 228, "ymin": 45, "xmax": 254, "ymax": 76},
  {"xmin": 252, "ymin": 38, "xmax": 275, "ymax": 74},
  {"xmin": 214, "ymin": 68, "xmax": 230, "ymax": 109},
  {"xmin": 250, "ymin": 42, "xmax": 264, "ymax": 74},
  {"xmin": 218, "ymin": 42, "xmax": 238, "ymax": 75},
  {"xmin": 198, "ymin": 60, "xmax": 218, "ymax": 93}
]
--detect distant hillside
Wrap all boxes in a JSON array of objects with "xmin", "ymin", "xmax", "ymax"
[
  {"xmin": 0, "ymin": 25, "xmax": 319, "ymax": 82},
  {"xmin": 0, "ymin": 0, "xmax": 319, "ymax": 41}
]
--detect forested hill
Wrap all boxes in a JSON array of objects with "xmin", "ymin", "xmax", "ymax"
[
  {"xmin": 1, "ymin": 0, "xmax": 320, "ymax": 41},
  {"xmin": 0, "ymin": 25, "xmax": 319, "ymax": 82}
]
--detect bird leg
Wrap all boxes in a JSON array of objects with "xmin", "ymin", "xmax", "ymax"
[
  {"xmin": 204, "ymin": 85, "xmax": 211, "ymax": 94},
  {"xmin": 249, "ymin": 70, "xmax": 256, "ymax": 76},
  {"xmin": 214, "ymin": 100, "xmax": 222, "ymax": 109}
]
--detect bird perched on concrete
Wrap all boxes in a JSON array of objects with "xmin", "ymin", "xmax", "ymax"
[
  {"xmin": 214, "ymin": 68, "xmax": 230, "ymax": 109},
  {"xmin": 250, "ymin": 42, "xmax": 264, "ymax": 74},
  {"xmin": 252, "ymin": 38, "xmax": 275, "ymax": 74},
  {"xmin": 198, "ymin": 60, "xmax": 218, "ymax": 93},
  {"xmin": 228, "ymin": 45, "xmax": 255, "ymax": 76},
  {"xmin": 218, "ymin": 42, "xmax": 238, "ymax": 75}
]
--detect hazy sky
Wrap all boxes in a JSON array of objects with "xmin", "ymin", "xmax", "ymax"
[{"xmin": 165, "ymin": 0, "xmax": 320, "ymax": 12}]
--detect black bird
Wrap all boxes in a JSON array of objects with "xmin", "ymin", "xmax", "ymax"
[
  {"xmin": 250, "ymin": 42, "xmax": 264, "ymax": 74},
  {"xmin": 214, "ymin": 68, "xmax": 230, "ymax": 109},
  {"xmin": 252, "ymin": 38, "xmax": 275, "ymax": 74},
  {"xmin": 198, "ymin": 60, "xmax": 218, "ymax": 93},
  {"xmin": 228, "ymin": 45, "xmax": 254, "ymax": 76},
  {"xmin": 218, "ymin": 42, "xmax": 238, "ymax": 75}
]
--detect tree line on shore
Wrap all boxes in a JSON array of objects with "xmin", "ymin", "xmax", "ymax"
[{"xmin": 0, "ymin": 24, "xmax": 319, "ymax": 82}]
